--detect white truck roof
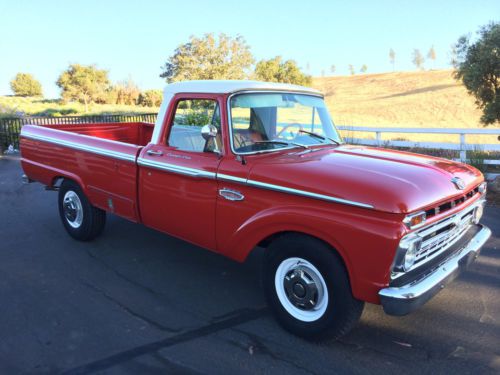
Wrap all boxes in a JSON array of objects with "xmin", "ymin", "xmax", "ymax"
[{"xmin": 163, "ymin": 80, "xmax": 321, "ymax": 96}]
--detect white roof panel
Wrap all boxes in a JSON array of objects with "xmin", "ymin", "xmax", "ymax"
[{"xmin": 163, "ymin": 80, "xmax": 321, "ymax": 96}]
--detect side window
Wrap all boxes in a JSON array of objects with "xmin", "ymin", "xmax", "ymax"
[{"xmin": 168, "ymin": 99, "xmax": 221, "ymax": 153}]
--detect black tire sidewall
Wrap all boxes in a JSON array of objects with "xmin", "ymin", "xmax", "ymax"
[
  {"xmin": 264, "ymin": 234, "xmax": 361, "ymax": 340},
  {"xmin": 58, "ymin": 181, "xmax": 94, "ymax": 241}
]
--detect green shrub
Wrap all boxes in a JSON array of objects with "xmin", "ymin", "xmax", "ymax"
[
  {"xmin": 138, "ymin": 89, "xmax": 163, "ymax": 107},
  {"xmin": 467, "ymin": 149, "xmax": 488, "ymax": 173}
]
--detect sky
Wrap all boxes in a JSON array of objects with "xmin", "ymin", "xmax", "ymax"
[{"xmin": 0, "ymin": 0, "xmax": 498, "ymax": 98}]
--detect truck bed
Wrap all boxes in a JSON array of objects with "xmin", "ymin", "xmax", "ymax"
[
  {"xmin": 38, "ymin": 122, "xmax": 155, "ymax": 146},
  {"xmin": 20, "ymin": 122, "xmax": 154, "ymax": 222}
]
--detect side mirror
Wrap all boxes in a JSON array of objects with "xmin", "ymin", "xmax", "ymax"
[{"xmin": 201, "ymin": 124, "xmax": 218, "ymax": 141}]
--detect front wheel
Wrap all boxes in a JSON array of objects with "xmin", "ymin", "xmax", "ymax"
[
  {"xmin": 264, "ymin": 234, "xmax": 364, "ymax": 340},
  {"xmin": 58, "ymin": 180, "xmax": 106, "ymax": 241}
]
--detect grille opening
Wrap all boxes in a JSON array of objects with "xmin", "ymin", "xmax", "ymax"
[
  {"xmin": 422, "ymin": 223, "xmax": 454, "ymax": 242},
  {"xmin": 423, "ymin": 185, "xmax": 479, "ymax": 219}
]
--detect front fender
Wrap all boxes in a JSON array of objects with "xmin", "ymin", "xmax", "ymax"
[{"xmin": 218, "ymin": 204, "xmax": 404, "ymax": 304}]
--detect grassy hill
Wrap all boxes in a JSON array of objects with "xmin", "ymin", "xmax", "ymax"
[
  {"xmin": 0, "ymin": 96, "xmax": 158, "ymax": 118},
  {"xmin": 313, "ymin": 70, "xmax": 497, "ymax": 144},
  {"xmin": 0, "ymin": 70, "xmax": 496, "ymax": 145}
]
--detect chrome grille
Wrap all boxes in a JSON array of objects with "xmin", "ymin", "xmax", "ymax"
[{"xmin": 413, "ymin": 203, "xmax": 477, "ymax": 267}]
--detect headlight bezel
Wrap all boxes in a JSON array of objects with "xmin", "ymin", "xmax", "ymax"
[{"xmin": 392, "ymin": 233, "xmax": 423, "ymax": 273}]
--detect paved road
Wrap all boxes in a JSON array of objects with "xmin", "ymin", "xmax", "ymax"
[{"xmin": 0, "ymin": 155, "xmax": 499, "ymax": 374}]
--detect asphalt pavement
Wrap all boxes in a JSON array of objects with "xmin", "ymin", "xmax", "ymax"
[{"xmin": 0, "ymin": 155, "xmax": 499, "ymax": 374}]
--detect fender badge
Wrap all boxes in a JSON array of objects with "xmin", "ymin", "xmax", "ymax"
[{"xmin": 451, "ymin": 176, "xmax": 465, "ymax": 190}]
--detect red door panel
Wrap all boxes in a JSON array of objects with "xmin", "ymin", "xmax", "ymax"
[{"xmin": 139, "ymin": 145, "xmax": 220, "ymax": 250}]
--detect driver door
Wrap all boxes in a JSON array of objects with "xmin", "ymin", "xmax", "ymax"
[{"xmin": 139, "ymin": 95, "xmax": 222, "ymax": 250}]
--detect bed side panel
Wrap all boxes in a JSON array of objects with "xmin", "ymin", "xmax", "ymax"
[{"xmin": 20, "ymin": 125, "xmax": 141, "ymax": 222}]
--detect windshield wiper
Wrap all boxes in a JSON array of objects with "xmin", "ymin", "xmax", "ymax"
[
  {"xmin": 254, "ymin": 140, "xmax": 308, "ymax": 149},
  {"xmin": 298, "ymin": 130, "xmax": 341, "ymax": 145}
]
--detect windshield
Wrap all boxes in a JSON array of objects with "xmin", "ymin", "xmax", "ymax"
[{"xmin": 230, "ymin": 93, "xmax": 342, "ymax": 154}]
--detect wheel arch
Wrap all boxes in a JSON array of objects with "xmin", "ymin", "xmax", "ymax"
[
  {"xmin": 259, "ymin": 229, "xmax": 352, "ymax": 270},
  {"xmin": 222, "ymin": 217, "xmax": 359, "ymax": 297}
]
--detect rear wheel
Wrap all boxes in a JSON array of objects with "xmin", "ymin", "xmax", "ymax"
[
  {"xmin": 264, "ymin": 234, "xmax": 364, "ymax": 340},
  {"xmin": 58, "ymin": 180, "xmax": 106, "ymax": 241}
]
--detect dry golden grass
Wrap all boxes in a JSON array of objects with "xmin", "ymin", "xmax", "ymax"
[{"xmin": 313, "ymin": 70, "xmax": 498, "ymax": 145}]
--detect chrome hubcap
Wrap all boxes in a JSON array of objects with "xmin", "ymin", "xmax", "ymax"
[
  {"xmin": 284, "ymin": 267, "xmax": 321, "ymax": 310},
  {"xmin": 63, "ymin": 191, "xmax": 83, "ymax": 228},
  {"xmin": 275, "ymin": 257, "xmax": 328, "ymax": 322}
]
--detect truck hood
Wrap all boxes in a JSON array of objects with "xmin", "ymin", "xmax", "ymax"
[{"xmin": 248, "ymin": 145, "xmax": 483, "ymax": 213}]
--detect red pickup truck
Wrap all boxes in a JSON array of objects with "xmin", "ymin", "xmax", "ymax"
[{"xmin": 20, "ymin": 80, "xmax": 491, "ymax": 340}]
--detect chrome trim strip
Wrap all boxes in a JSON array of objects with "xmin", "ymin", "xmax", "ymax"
[
  {"xmin": 21, "ymin": 132, "xmax": 137, "ymax": 162},
  {"xmin": 217, "ymin": 172, "xmax": 373, "ymax": 208},
  {"xmin": 20, "ymin": 125, "xmax": 372, "ymax": 209},
  {"xmin": 137, "ymin": 158, "xmax": 216, "ymax": 179},
  {"xmin": 226, "ymin": 90, "xmax": 327, "ymax": 156},
  {"xmin": 216, "ymin": 173, "xmax": 248, "ymax": 184},
  {"xmin": 380, "ymin": 225, "xmax": 491, "ymax": 310},
  {"xmin": 246, "ymin": 179, "xmax": 374, "ymax": 209}
]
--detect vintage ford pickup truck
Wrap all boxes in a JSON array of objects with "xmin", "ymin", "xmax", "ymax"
[{"xmin": 20, "ymin": 80, "xmax": 491, "ymax": 339}]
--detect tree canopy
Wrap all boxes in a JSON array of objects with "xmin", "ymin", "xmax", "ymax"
[
  {"xmin": 254, "ymin": 56, "xmax": 312, "ymax": 86},
  {"xmin": 412, "ymin": 49, "xmax": 425, "ymax": 70},
  {"xmin": 138, "ymin": 89, "xmax": 163, "ymax": 107},
  {"xmin": 389, "ymin": 48, "xmax": 396, "ymax": 71},
  {"xmin": 56, "ymin": 64, "xmax": 110, "ymax": 111},
  {"xmin": 10, "ymin": 73, "xmax": 42, "ymax": 97},
  {"xmin": 454, "ymin": 22, "xmax": 500, "ymax": 125},
  {"xmin": 160, "ymin": 33, "xmax": 254, "ymax": 83}
]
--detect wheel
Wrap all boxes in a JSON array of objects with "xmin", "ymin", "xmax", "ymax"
[
  {"xmin": 58, "ymin": 180, "xmax": 106, "ymax": 241},
  {"xmin": 264, "ymin": 234, "xmax": 364, "ymax": 340}
]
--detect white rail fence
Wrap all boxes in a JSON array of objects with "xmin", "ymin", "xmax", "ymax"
[{"xmin": 337, "ymin": 126, "xmax": 500, "ymax": 179}]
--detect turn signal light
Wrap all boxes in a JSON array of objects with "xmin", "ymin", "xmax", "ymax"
[{"xmin": 403, "ymin": 211, "xmax": 427, "ymax": 229}]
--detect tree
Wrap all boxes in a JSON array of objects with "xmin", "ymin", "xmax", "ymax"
[
  {"xmin": 112, "ymin": 79, "xmax": 140, "ymax": 105},
  {"xmin": 138, "ymin": 89, "xmax": 163, "ymax": 107},
  {"xmin": 427, "ymin": 46, "xmax": 437, "ymax": 69},
  {"xmin": 360, "ymin": 64, "xmax": 368, "ymax": 73},
  {"xmin": 348, "ymin": 64, "xmax": 355, "ymax": 75},
  {"xmin": 56, "ymin": 64, "xmax": 110, "ymax": 112},
  {"xmin": 330, "ymin": 65, "xmax": 336, "ymax": 74},
  {"xmin": 454, "ymin": 22, "xmax": 500, "ymax": 125},
  {"xmin": 160, "ymin": 33, "xmax": 254, "ymax": 83},
  {"xmin": 412, "ymin": 49, "xmax": 425, "ymax": 70},
  {"xmin": 389, "ymin": 48, "xmax": 396, "ymax": 71},
  {"xmin": 10, "ymin": 73, "xmax": 42, "ymax": 97},
  {"xmin": 254, "ymin": 56, "xmax": 312, "ymax": 86},
  {"xmin": 449, "ymin": 44, "xmax": 459, "ymax": 68}
]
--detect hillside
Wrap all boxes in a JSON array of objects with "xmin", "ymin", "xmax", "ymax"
[
  {"xmin": 0, "ymin": 96, "xmax": 158, "ymax": 118},
  {"xmin": 313, "ymin": 70, "xmax": 497, "ymax": 144}
]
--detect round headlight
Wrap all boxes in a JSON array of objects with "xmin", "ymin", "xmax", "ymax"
[
  {"xmin": 393, "ymin": 234, "xmax": 422, "ymax": 272},
  {"xmin": 403, "ymin": 243, "xmax": 418, "ymax": 271}
]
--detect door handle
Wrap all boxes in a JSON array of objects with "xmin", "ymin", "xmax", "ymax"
[
  {"xmin": 219, "ymin": 188, "xmax": 245, "ymax": 201},
  {"xmin": 147, "ymin": 150, "xmax": 163, "ymax": 156}
]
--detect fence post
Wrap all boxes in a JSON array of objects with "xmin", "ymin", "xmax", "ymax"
[{"xmin": 460, "ymin": 133, "xmax": 466, "ymax": 162}]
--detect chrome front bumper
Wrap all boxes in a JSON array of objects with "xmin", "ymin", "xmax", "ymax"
[{"xmin": 379, "ymin": 224, "xmax": 491, "ymax": 316}]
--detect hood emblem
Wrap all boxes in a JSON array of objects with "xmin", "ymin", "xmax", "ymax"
[{"xmin": 451, "ymin": 176, "xmax": 465, "ymax": 190}]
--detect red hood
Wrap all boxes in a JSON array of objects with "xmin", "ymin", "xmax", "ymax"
[{"xmin": 248, "ymin": 145, "xmax": 483, "ymax": 213}]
